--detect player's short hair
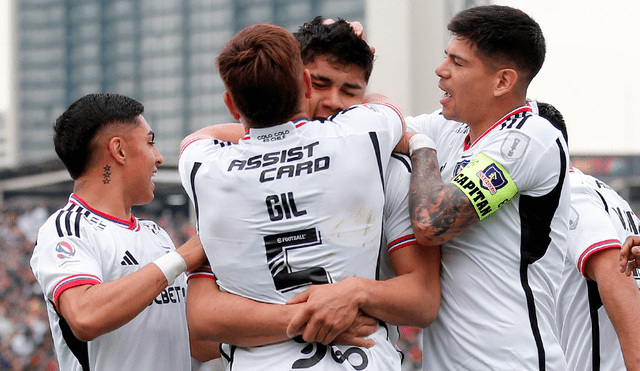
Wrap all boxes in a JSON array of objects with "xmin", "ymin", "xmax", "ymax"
[
  {"xmin": 294, "ymin": 16, "xmax": 374, "ymax": 83},
  {"xmin": 536, "ymin": 101, "xmax": 568, "ymax": 144},
  {"xmin": 53, "ymin": 93, "xmax": 144, "ymax": 180},
  {"xmin": 448, "ymin": 5, "xmax": 545, "ymax": 86},
  {"xmin": 216, "ymin": 23, "xmax": 304, "ymax": 128}
]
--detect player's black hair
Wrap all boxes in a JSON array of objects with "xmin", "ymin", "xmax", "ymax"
[
  {"xmin": 294, "ymin": 16, "xmax": 374, "ymax": 83},
  {"xmin": 448, "ymin": 5, "xmax": 545, "ymax": 85},
  {"xmin": 536, "ymin": 101, "xmax": 568, "ymax": 144},
  {"xmin": 53, "ymin": 93, "xmax": 144, "ymax": 180}
]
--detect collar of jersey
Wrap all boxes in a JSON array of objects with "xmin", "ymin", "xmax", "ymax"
[
  {"xmin": 242, "ymin": 119, "xmax": 309, "ymax": 140},
  {"xmin": 69, "ymin": 194, "xmax": 140, "ymax": 231},
  {"xmin": 464, "ymin": 105, "xmax": 532, "ymax": 151}
]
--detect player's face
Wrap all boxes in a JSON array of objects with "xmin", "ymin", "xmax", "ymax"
[
  {"xmin": 435, "ymin": 36, "xmax": 496, "ymax": 126},
  {"xmin": 305, "ymin": 55, "xmax": 367, "ymax": 120},
  {"xmin": 125, "ymin": 115, "xmax": 163, "ymax": 206}
]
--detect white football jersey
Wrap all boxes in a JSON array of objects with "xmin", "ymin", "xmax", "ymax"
[
  {"xmin": 378, "ymin": 153, "xmax": 417, "ymax": 351},
  {"xmin": 179, "ymin": 104, "xmax": 404, "ymax": 370},
  {"xmin": 406, "ymin": 106, "xmax": 570, "ymax": 370},
  {"xmin": 30, "ymin": 194, "xmax": 191, "ymax": 371},
  {"xmin": 556, "ymin": 167, "xmax": 640, "ymax": 371}
]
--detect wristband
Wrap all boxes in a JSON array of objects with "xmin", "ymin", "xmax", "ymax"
[
  {"xmin": 409, "ymin": 134, "xmax": 437, "ymax": 156},
  {"xmin": 153, "ymin": 251, "xmax": 187, "ymax": 285}
]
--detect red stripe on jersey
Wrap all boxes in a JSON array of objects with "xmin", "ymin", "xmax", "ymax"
[
  {"xmin": 70, "ymin": 194, "xmax": 139, "ymax": 230},
  {"xmin": 577, "ymin": 239, "xmax": 621, "ymax": 277},
  {"xmin": 388, "ymin": 234, "xmax": 417, "ymax": 254},
  {"xmin": 464, "ymin": 106, "xmax": 533, "ymax": 151},
  {"xmin": 53, "ymin": 274, "xmax": 102, "ymax": 309}
]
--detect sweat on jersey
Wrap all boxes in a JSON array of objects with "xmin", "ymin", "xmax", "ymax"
[
  {"xmin": 30, "ymin": 194, "xmax": 191, "ymax": 371},
  {"xmin": 179, "ymin": 104, "xmax": 405, "ymax": 371},
  {"xmin": 406, "ymin": 105, "xmax": 571, "ymax": 371},
  {"xmin": 556, "ymin": 167, "xmax": 640, "ymax": 371}
]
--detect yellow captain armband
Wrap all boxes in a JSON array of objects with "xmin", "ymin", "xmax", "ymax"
[{"xmin": 451, "ymin": 153, "xmax": 517, "ymax": 220}]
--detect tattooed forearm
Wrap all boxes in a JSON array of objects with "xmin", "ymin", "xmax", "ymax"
[{"xmin": 409, "ymin": 149, "xmax": 479, "ymax": 246}]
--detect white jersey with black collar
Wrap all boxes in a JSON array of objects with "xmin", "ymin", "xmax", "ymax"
[
  {"xmin": 556, "ymin": 167, "xmax": 640, "ymax": 371},
  {"xmin": 406, "ymin": 106, "xmax": 570, "ymax": 371},
  {"xmin": 30, "ymin": 194, "xmax": 191, "ymax": 371},
  {"xmin": 179, "ymin": 104, "xmax": 404, "ymax": 371}
]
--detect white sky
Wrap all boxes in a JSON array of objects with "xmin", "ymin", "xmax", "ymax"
[
  {"xmin": 495, "ymin": 0, "xmax": 640, "ymax": 154},
  {"xmin": 0, "ymin": 0, "xmax": 638, "ymax": 153}
]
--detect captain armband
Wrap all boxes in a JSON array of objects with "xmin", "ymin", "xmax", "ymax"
[{"xmin": 451, "ymin": 152, "xmax": 517, "ymax": 220}]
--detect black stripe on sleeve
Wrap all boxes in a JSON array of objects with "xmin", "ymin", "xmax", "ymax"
[
  {"xmin": 190, "ymin": 162, "xmax": 203, "ymax": 231},
  {"xmin": 587, "ymin": 280, "xmax": 602, "ymax": 371}
]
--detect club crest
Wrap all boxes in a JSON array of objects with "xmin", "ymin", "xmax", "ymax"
[{"xmin": 476, "ymin": 164, "xmax": 508, "ymax": 195}]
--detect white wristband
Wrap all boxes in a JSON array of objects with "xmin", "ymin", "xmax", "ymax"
[
  {"xmin": 409, "ymin": 134, "xmax": 437, "ymax": 156},
  {"xmin": 153, "ymin": 251, "xmax": 187, "ymax": 286}
]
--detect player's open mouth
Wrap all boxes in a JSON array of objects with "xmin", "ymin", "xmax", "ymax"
[{"xmin": 440, "ymin": 91, "xmax": 452, "ymax": 105}]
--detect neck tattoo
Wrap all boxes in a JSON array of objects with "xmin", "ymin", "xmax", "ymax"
[{"xmin": 102, "ymin": 165, "xmax": 111, "ymax": 184}]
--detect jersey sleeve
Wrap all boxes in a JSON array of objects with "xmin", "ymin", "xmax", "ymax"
[
  {"xmin": 30, "ymin": 222, "xmax": 103, "ymax": 309},
  {"xmin": 452, "ymin": 116, "xmax": 568, "ymax": 220},
  {"xmin": 567, "ymin": 181, "xmax": 622, "ymax": 278},
  {"xmin": 178, "ymin": 139, "xmax": 221, "ymax": 211},
  {"xmin": 405, "ymin": 110, "xmax": 444, "ymax": 137},
  {"xmin": 383, "ymin": 155, "xmax": 417, "ymax": 255},
  {"xmin": 330, "ymin": 104, "xmax": 404, "ymax": 152}
]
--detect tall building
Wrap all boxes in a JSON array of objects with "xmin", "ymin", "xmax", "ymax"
[{"xmin": 16, "ymin": 0, "xmax": 365, "ymax": 166}]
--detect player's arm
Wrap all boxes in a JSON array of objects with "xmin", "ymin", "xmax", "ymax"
[
  {"xmin": 56, "ymin": 236, "xmax": 206, "ymax": 341},
  {"xmin": 408, "ymin": 134, "xmax": 479, "ymax": 246},
  {"xmin": 186, "ymin": 273, "xmax": 378, "ymax": 348},
  {"xmin": 585, "ymin": 248, "xmax": 640, "ymax": 370},
  {"xmin": 179, "ymin": 123, "xmax": 246, "ymax": 156},
  {"xmin": 186, "ymin": 274, "xmax": 298, "ymax": 347},
  {"xmin": 286, "ymin": 243, "xmax": 440, "ymax": 344},
  {"xmin": 619, "ymin": 235, "xmax": 640, "ymax": 275}
]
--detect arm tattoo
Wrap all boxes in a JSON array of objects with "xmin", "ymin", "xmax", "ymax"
[{"xmin": 409, "ymin": 149, "xmax": 479, "ymax": 245}]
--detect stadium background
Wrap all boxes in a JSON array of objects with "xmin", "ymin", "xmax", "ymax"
[{"xmin": 0, "ymin": 0, "xmax": 638, "ymax": 370}]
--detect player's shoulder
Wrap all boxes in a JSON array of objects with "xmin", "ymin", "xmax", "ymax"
[
  {"xmin": 138, "ymin": 219, "xmax": 171, "ymax": 239},
  {"xmin": 180, "ymin": 136, "xmax": 237, "ymax": 159},
  {"xmin": 388, "ymin": 153, "xmax": 412, "ymax": 174}
]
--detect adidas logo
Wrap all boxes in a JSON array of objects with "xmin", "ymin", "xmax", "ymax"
[{"xmin": 121, "ymin": 251, "xmax": 139, "ymax": 266}]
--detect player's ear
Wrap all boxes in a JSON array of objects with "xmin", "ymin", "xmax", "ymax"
[
  {"xmin": 108, "ymin": 137, "xmax": 127, "ymax": 165},
  {"xmin": 303, "ymin": 69, "xmax": 312, "ymax": 99},
  {"xmin": 223, "ymin": 91, "xmax": 241, "ymax": 121},
  {"xmin": 494, "ymin": 68, "xmax": 518, "ymax": 97}
]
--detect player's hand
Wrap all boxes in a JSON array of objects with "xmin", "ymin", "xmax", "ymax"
[
  {"xmin": 333, "ymin": 311, "xmax": 377, "ymax": 348},
  {"xmin": 176, "ymin": 235, "xmax": 207, "ymax": 271},
  {"xmin": 619, "ymin": 235, "xmax": 640, "ymax": 276},
  {"xmin": 322, "ymin": 18, "xmax": 375, "ymax": 54},
  {"xmin": 286, "ymin": 278, "xmax": 365, "ymax": 345},
  {"xmin": 394, "ymin": 132, "xmax": 418, "ymax": 155}
]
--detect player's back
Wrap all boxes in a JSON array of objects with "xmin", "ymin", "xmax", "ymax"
[{"xmin": 179, "ymin": 104, "xmax": 404, "ymax": 370}]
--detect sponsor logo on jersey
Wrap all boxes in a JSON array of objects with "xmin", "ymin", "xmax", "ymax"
[
  {"xmin": 477, "ymin": 164, "xmax": 507, "ymax": 195},
  {"xmin": 56, "ymin": 241, "xmax": 75, "ymax": 259},
  {"xmin": 227, "ymin": 141, "xmax": 331, "ymax": 183},
  {"xmin": 153, "ymin": 285, "xmax": 187, "ymax": 305}
]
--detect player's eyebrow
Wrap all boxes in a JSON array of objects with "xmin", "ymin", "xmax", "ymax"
[
  {"xmin": 311, "ymin": 73, "xmax": 363, "ymax": 90},
  {"xmin": 445, "ymin": 50, "xmax": 468, "ymax": 64},
  {"xmin": 310, "ymin": 73, "xmax": 332, "ymax": 83}
]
